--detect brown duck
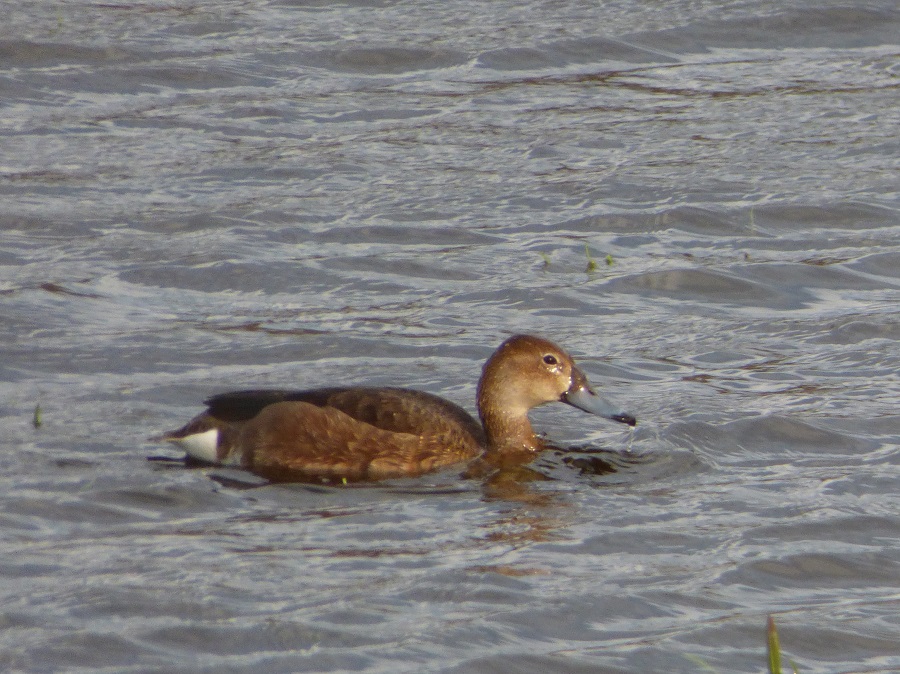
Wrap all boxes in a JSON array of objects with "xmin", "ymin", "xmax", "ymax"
[{"xmin": 159, "ymin": 334, "xmax": 636, "ymax": 481}]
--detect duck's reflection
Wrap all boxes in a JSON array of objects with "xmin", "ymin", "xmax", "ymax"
[{"xmin": 151, "ymin": 442, "xmax": 641, "ymax": 551}]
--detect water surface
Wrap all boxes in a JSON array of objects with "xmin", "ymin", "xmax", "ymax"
[{"xmin": 1, "ymin": 0, "xmax": 898, "ymax": 672}]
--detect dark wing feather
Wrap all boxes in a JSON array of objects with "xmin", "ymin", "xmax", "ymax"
[{"xmin": 203, "ymin": 388, "xmax": 348, "ymax": 422}]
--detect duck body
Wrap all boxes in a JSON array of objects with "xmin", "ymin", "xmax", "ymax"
[
  {"xmin": 173, "ymin": 387, "xmax": 486, "ymax": 480},
  {"xmin": 160, "ymin": 335, "xmax": 635, "ymax": 482}
]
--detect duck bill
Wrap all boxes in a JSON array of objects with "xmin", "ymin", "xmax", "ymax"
[{"xmin": 562, "ymin": 368, "xmax": 636, "ymax": 427}]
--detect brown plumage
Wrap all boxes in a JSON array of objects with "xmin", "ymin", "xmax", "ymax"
[{"xmin": 159, "ymin": 334, "xmax": 635, "ymax": 482}]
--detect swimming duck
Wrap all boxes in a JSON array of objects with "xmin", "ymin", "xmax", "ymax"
[{"xmin": 159, "ymin": 334, "xmax": 635, "ymax": 481}]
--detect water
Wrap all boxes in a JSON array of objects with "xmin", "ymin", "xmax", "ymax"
[{"xmin": 1, "ymin": 0, "xmax": 898, "ymax": 671}]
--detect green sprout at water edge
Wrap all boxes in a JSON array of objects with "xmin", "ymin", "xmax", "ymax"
[
  {"xmin": 767, "ymin": 615, "xmax": 800, "ymax": 674},
  {"xmin": 585, "ymin": 244, "xmax": 597, "ymax": 272}
]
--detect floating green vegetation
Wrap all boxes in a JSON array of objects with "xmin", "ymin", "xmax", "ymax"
[
  {"xmin": 537, "ymin": 247, "xmax": 615, "ymax": 273},
  {"xmin": 585, "ymin": 244, "xmax": 597, "ymax": 272},
  {"xmin": 32, "ymin": 404, "xmax": 42, "ymax": 429}
]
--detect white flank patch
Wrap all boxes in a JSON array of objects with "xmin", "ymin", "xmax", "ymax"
[{"xmin": 172, "ymin": 429, "xmax": 220, "ymax": 464}]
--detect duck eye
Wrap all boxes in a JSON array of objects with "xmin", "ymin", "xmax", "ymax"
[{"xmin": 543, "ymin": 354, "xmax": 558, "ymax": 366}]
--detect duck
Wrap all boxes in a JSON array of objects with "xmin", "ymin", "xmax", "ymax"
[{"xmin": 158, "ymin": 334, "xmax": 636, "ymax": 482}]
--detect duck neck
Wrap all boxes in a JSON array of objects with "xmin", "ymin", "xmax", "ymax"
[{"xmin": 478, "ymin": 407, "xmax": 543, "ymax": 454}]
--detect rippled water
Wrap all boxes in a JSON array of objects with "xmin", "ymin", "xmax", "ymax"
[{"xmin": 1, "ymin": 0, "xmax": 898, "ymax": 672}]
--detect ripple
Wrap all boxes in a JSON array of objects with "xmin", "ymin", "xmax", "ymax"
[
  {"xmin": 630, "ymin": 6, "xmax": 900, "ymax": 51},
  {"xmin": 606, "ymin": 268, "xmax": 798, "ymax": 309},
  {"xmin": 304, "ymin": 46, "xmax": 468, "ymax": 74}
]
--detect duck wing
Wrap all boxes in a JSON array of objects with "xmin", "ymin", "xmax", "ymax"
[{"xmin": 204, "ymin": 387, "xmax": 485, "ymax": 445}]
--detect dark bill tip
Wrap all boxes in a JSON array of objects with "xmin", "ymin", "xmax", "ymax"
[{"xmin": 563, "ymin": 385, "xmax": 636, "ymax": 427}]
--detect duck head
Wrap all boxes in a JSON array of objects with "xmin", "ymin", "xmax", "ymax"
[{"xmin": 476, "ymin": 334, "xmax": 636, "ymax": 453}]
